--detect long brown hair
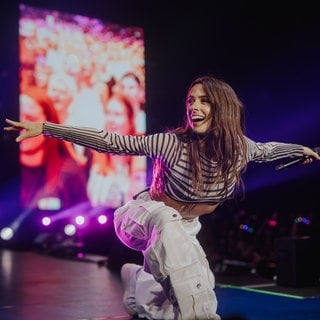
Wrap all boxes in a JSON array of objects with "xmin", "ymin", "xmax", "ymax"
[
  {"xmin": 20, "ymin": 86, "xmax": 72, "ymax": 194},
  {"xmin": 171, "ymin": 75, "xmax": 248, "ymax": 198}
]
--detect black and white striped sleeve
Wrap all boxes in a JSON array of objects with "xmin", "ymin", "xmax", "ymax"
[
  {"xmin": 43, "ymin": 122, "xmax": 179, "ymax": 161},
  {"xmin": 245, "ymin": 137, "xmax": 305, "ymax": 163}
]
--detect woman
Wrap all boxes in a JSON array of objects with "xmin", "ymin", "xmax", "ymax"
[
  {"xmin": 5, "ymin": 76, "xmax": 319, "ymax": 320},
  {"xmin": 87, "ymin": 92, "xmax": 146, "ymax": 207},
  {"xmin": 19, "ymin": 85, "xmax": 87, "ymax": 210},
  {"xmin": 113, "ymin": 72, "xmax": 146, "ymax": 135}
]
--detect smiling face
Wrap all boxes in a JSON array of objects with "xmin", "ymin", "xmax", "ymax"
[
  {"xmin": 19, "ymin": 93, "xmax": 47, "ymax": 167},
  {"xmin": 105, "ymin": 96, "xmax": 132, "ymax": 135},
  {"xmin": 120, "ymin": 76, "xmax": 141, "ymax": 102},
  {"xmin": 186, "ymin": 83, "xmax": 212, "ymax": 134}
]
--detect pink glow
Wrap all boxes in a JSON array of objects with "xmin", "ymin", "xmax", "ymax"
[
  {"xmin": 42, "ymin": 217, "xmax": 51, "ymax": 226},
  {"xmin": 97, "ymin": 215, "xmax": 108, "ymax": 224}
]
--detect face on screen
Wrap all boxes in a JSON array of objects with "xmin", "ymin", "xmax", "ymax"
[
  {"xmin": 119, "ymin": 76, "xmax": 143, "ymax": 104},
  {"xmin": 105, "ymin": 98, "xmax": 132, "ymax": 135},
  {"xmin": 19, "ymin": 93, "xmax": 46, "ymax": 165}
]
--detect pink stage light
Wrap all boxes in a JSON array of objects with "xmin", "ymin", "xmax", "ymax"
[
  {"xmin": 267, "ymin": 219, "xmax": 278, "ymax": 227},
  {"xmin": 97, "ymin": 215, "xmax": 108, "ymax": 224},
  {"xmin": 75, "ymin": 215, "xmax": 85, "ymax": 225},
  {"xmin": 42, "ymin": 217, "xmax": 51, "ymax": 226}
]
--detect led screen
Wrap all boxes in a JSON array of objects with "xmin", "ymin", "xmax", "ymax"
[{"xmin": 19, "ymin": 3, "xmax": 146, "ymax": 214}]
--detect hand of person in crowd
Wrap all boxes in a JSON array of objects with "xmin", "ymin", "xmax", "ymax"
[{"xmin": 4, "ymin": 119, "xmax": 43, "ymax": 142}]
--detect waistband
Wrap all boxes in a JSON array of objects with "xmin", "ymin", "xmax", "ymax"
[{"xmin": 133, "ymin": 188, "xmax": 151, "ymax": 200}]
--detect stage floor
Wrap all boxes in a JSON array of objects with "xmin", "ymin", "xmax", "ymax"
[
  {"xmin": 0, "ymin": 249, "xmax": 130, "ymax": 320},
  {"xmin": 1, "ymin": 248, "xmax": 319, "ymax": 320}
]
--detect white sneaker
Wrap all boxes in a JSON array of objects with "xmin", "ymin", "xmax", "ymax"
[{"xmin": 120, "ymin": 263, "xmax": 143, "ymax": 316}]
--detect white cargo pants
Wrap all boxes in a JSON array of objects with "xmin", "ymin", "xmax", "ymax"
[{"xmin": 114, "ymin": 191, "xmax": 220, "ymax": 320}]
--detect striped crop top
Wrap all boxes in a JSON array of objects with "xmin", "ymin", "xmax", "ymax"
[{"xmin": 43, "ymin": 122, "xmax": 305, "ymax": 204}]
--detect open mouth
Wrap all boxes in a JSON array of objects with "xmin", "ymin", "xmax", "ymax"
[{"xmin": 192, "ymin": 115, "xmax": 205, "ymax": 123}]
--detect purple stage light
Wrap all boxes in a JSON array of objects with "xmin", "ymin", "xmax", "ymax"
[
  {"xmin": 64, "ymin": 224, "xmax": 76, "ymax": 236},
  {"xmin": 41, "ymin": 217, "xmax": 51, "ymax": 226},
  {"xmin": 97, "ymin": 215, "xmax": 108, "ymax": 224},
  {"xmin": 75, "ymin": 215, "xmax": 85, "ymax": 225}
]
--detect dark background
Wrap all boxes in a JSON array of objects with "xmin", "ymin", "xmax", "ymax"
[{"xmin": 1, "ymin": 1, "xmax": 320, "ymax": 253}]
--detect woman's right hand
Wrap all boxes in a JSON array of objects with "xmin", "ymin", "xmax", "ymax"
[{"xmin": 4, "ymin": 118, "xmax": 43, "ymax": 142}]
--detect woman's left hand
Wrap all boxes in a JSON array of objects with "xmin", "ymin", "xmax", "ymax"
[{"xmin": 303, "ymin": 146, "xmax": 320, "ymax": 163}]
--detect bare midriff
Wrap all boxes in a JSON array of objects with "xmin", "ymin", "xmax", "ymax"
[{"xmin": 149, "ymin": 190, "xmax": 220, "ymax": 219}]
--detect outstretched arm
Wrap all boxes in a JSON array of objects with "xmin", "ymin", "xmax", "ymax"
[
  {"xmin": 4, "ymin": 119, "xmax": 43, "ymax": 142},
  {"xmin": 246, "ymin": 137, "xmax": 320, "ymax": 163},
  {"xmin": 4, "ymin": 118, "xmax": 168, "ymax": 159}
]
